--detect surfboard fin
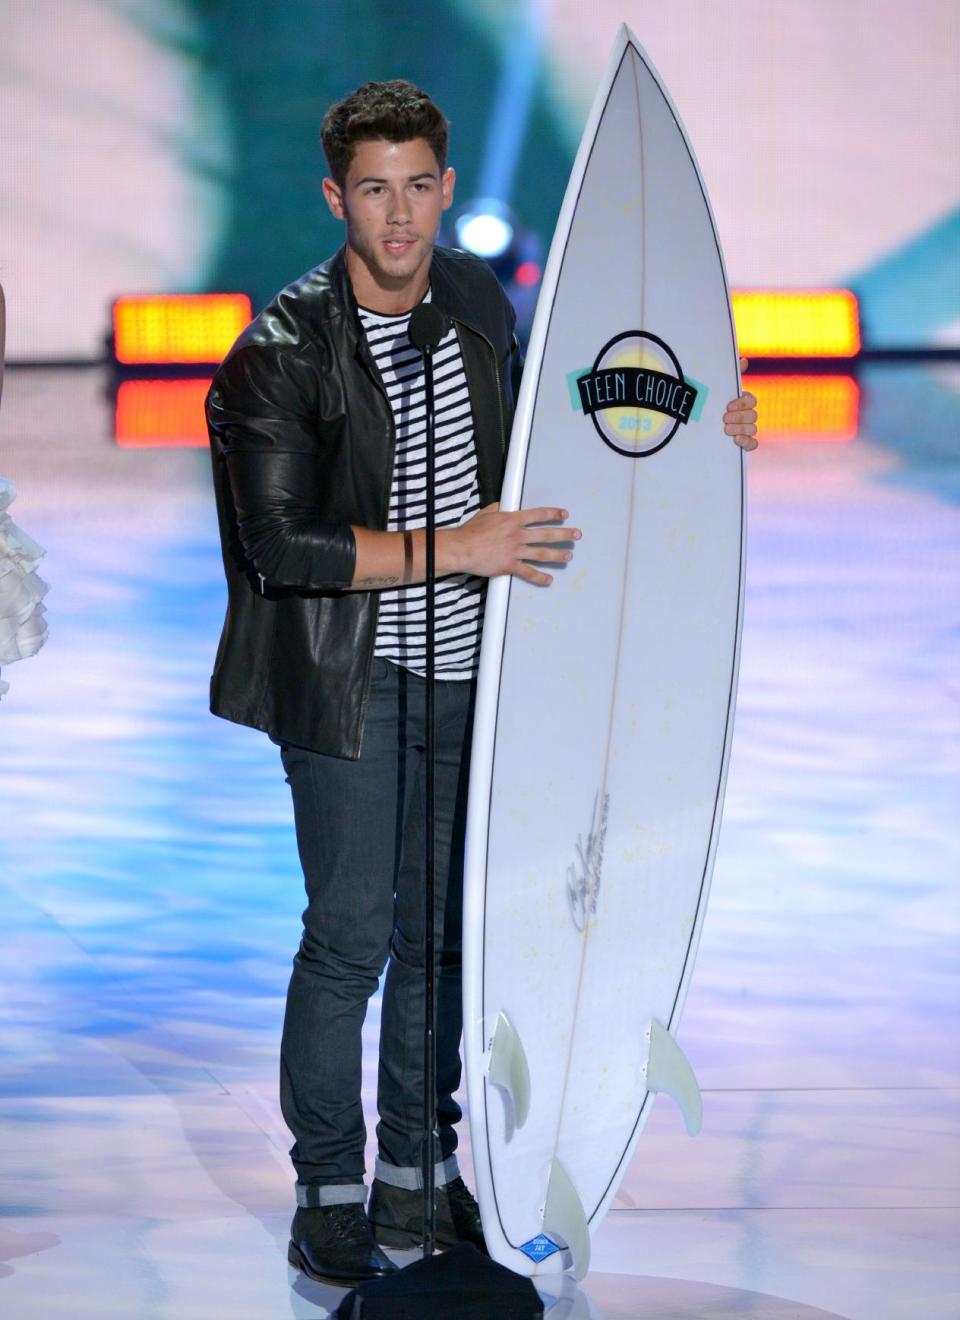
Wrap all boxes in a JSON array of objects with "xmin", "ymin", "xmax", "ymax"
[
  {"xmin": 646, "ymin": 1019, "xmax": 703, "ymax": 1136},
  {"xmin": 542, "ymin": 1156, "xmax": 591, "ymax": 1280},
  {"xmin": 487, "ymin": 1011, "xmax": 531, "ymax": 1131}
]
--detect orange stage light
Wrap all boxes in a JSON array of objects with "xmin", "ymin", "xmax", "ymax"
[
  {"xmin": 115, "ymin": 378, "xmax": 211, "ymax": 448},
  {"xmin": 116, "ymin": 375, "xmax": 857, "ymax": 446},
  {"xmin": 113, "ymin": 293, "xmax": 251, "ymax": 365},
  {"xmin": 732, "ymin": 290, "xmax": 860, "ymax": 358},
  {"xmin": 743, "ymin": 374, "xmax": 859, "ymax": 442}
]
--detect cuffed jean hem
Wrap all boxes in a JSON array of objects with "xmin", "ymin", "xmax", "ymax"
[
  {"xmin": 374, "ymin": 1154, "xmax": 459, "ymax": 1190},
  {"xmin": 295, "ymin": 1182, "xmax": 368, "ymax": 1208}
]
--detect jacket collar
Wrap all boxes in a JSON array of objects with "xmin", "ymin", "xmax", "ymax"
[{"xmin": 326, "ymin": 243, "xmax": 488, "ymax": 348}]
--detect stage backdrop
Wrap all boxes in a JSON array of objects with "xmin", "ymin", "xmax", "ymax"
[{"xmin": 0, "ymin": 0, "xmax": 957, "ymax": 360}]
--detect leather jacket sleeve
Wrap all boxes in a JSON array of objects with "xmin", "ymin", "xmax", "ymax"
[
  {"xmin": 510, "ymin": 331, "xmax": 524, "ymax": 401},
  {"xmin": 207, "ymin": 343, "xmax": 357, "ymax": 590}
]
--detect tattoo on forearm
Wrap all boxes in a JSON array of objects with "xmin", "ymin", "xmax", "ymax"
[{"xmin": 354, "ymin": 575, "xmax": 399, "ymax": 589}]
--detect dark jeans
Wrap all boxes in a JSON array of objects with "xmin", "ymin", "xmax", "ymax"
[{"xmin": 278, "ymin": 658, "xmax": 475, "ymax": 1198}]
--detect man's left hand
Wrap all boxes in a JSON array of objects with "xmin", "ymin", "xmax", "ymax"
[{"xmin": 723, "ymin": 357, "xmax": 758, "ymax": 451}]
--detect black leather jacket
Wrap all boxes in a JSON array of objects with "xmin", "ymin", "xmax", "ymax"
[{"xmin": 206, "ymin": 245, "xmax": 521, "ymax": 758}]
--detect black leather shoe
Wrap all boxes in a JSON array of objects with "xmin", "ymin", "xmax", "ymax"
[
  {"xmin": 287, "ymin": 1203, "xmax": 398, "ymax": 1285},
  {"xmin": 368, "ymin": 1175, "xmax": 489, "ymax": 1254}
]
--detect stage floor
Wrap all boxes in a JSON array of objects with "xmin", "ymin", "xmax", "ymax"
[{"xmin": 1, "ymin": 363, "xmax": 957, "ymax": 1318}]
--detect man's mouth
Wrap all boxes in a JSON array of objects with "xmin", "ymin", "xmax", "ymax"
[{"xmin": 383, "ymin": 236, "xmax": 417, "ymax": 254}]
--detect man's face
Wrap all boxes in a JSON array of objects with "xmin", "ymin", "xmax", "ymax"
[{"xmin": 323, "ymin": 137, "xmax": 455, "ymax": 307}]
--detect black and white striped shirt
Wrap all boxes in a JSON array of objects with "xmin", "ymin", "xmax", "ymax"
[{"xmin": 359, "ymin": 298, "xmax": 485, "ymax": 679}]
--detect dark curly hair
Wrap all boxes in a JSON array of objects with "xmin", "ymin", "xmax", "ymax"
[{"xmin": 321, "ymin": 80, "xmax": 449, "ymax": 185}]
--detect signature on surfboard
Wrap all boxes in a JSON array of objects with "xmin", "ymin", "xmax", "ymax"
[{"xmin": 565, "ymin": 792, "xmax": 610, "ymax": 931}]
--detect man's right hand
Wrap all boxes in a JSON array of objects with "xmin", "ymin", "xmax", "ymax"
[
  {"xmin": 349, "ymin": 505, "xmax": 581, "ymax": 591},
  {"xmin": 440, "ymin": 502, "xmax": 581, "ymax": 587}
]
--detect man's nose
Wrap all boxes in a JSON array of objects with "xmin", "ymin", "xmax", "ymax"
[{"xmin": 386, "ymin": 189, "xmax": 410, "ymax": 223}]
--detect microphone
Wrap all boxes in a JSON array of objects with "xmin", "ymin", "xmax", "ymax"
[{"xmin": 408, "ymin": 303, "xmax": 449, "ymax": 353}]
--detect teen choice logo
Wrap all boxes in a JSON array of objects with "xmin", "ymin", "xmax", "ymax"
[{"xmin": 576, "ymin": 330, "xmax": 698, "ymax": 457}]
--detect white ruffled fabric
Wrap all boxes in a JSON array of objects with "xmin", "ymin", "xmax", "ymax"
[{"xmin": 0, "ymin": 478, "xmax": 49, "ymax": 697}]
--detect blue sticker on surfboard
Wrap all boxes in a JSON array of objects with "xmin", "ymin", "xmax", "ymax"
[{"xmin": 519, "ymin": 1234, "xmax": 562, "ymax": 1263}]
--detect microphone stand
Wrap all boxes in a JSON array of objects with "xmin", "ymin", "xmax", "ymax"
[{"xmin": 414, "ymin": 304, "xmax": 443, "ymax": 1261}]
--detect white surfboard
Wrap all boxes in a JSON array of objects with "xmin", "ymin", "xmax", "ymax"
[{"xmin": 462, "ymin": 25, "xmax": 745, "ymax": 1279}]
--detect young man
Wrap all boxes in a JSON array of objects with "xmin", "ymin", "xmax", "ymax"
[{"xmin": 206, "ymin": 79, "xmax": 758, "ymax": 1287}]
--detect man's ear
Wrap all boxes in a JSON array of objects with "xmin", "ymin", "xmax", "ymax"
[
  {"xmin": 322, "ymin": 176, "xmax": 346, "ymax": 221},
  {"xmin": 441, "ymin": 167, "xmax": 456, "ymax": 212}
]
